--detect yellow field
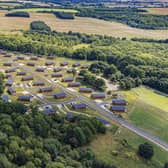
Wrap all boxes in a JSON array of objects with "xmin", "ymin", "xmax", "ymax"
[
  {"xmin": 0, "ymin": 10, "xmax": 168, "ymax": 39},
  {"xmin": 144, "ymin": 8, "xmax": 168, "ymax": 15}
]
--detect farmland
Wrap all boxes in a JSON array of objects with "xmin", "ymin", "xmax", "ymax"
[
  {"xmin": 12, "ymin": 8, "xmax": 78, "ymax": 13},
  {"xmin": 0, "ymin": 10, "xmax": 168, "ymax": 39},
  {"xmin": 144, "ymin": 8, "xmax": 168, "ymax": 15}
]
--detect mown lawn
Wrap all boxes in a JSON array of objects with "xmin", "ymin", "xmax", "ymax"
[{"xmin": 121, "ymin": 86, "xmax": 168, "ymax": 143}]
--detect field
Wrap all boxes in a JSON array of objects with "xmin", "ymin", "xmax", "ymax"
[
  {"xmin": 144, "ymin": 8, "xmax": 168, "ymax": 15},
  {"xmin": 0, "ymin": 10, "xmax": 168, "ymax": 39},
  {"xmin": 120, "ymin": 86, "xmax": 168, "ymax": 143},
  {"xmin": 89, "ymin": 127, "xmax": 168, "ymax": 168},
  {"xmin": 12, "ymin": 8, "xmax": 78, "ymax": 13}
]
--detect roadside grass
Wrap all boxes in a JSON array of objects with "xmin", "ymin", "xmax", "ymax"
[
  {"xmin": 120, "ymin": 86, "xmax": 168, "ymax": 143},
  {"xmin": 89, "ymin": 126, "xmax": 168, "ymax": 168},
  {"xmin": 0, "ymin": 10, "xmax": 168, "ymax": 39}
]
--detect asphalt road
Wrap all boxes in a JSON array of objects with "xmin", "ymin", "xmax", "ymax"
[{"xmin": 18, "ymin": 63, "xmax": 168, "ymax": 152}]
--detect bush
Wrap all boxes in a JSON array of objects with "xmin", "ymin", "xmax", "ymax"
[
  {"xmin": 30, "ymin": 21, "xmax": 51, "ymax": 31},
  {"xmin": 138, "ymin": 142, "xmax": 154, "ymax": 160}
]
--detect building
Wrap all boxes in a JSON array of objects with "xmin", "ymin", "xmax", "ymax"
[
  {"xmin": 30, "ymin": 56, "xmax": 38, "ymax": 60},
  {"xmin": 62, "ymin": 77, "xmax": 74, "ymax": 82},
  {"xmin": 18, "ymin": 95, "xmax": 33, "ymax": 101},
  {"xmin": 53, "ymin": 92, "xmax": 66, "ymax": 99},
  {"xmin": 72, "ymin": 62, "xmax": 80, "ymax": 67},
  {"xmin": 51, "ymin": 73, "xmax": 63, "ymax": 78},
  {"xmin": 72, "ymin": 103, "xmax": 87, "ymax": 109},
  {"xmin": 3, "ymin": 53, "xmax": 11, "ymax": 57},
  {"xmin": 60, "ymin": 62, "xmax": 68, "ymax": 66},
  {"xmin": 5, "ymin": 68, "xmax": 16, "ymax": 73},
  {"xmin": 1, "ymin": 95, "xmax": 9, "ymax": 102},
  {"xmin": 27, "ymin": 62, "xmax": 35, "ymax": 66},
  {"xmin": 7, "ymin": 87, "xmax": 16, "ymax": 95},
  {"xmin": 97, "ymin": 117, "xmax": 110, "ymax": 126},
  {"xmin": 3, "ymin": 62, "xmax": 12, "ymax": 66},
  {"xmin": 45, "ymin": 61, "xmax": 54, "ymax": 66},
  {"xmin": 33, "ymin": 81, "xmax": 45, "ymax": 86},
  {"xmin": 6, "ymin": 78, "xmax": 14, "ymax": 86},
  {"xmin": 53, "ymin": 67, "xmax": 62, "ymax": 72},
  {"xmin": 111, "ymin": 105, "xmax": 126, "ymax": 113},
  {"xmin": 91, "ymin": 93, "xmax": 106, "ymax": 99},
  {"xmin": 47, "ymin": 56, "xmax": 54, "ymax": 60},
  {"xmin": 17, "ymin": 56, "xmax": 24, "ymax": 60},
  {"xmin": 39, "ymin": 87, "xmax": 52, "ymax": 93},
  {"xmin": 79, "ymin": 88, "xmax": 93, "ymax": 93},
  {"xmin": 68, "ymin": 82, "xmax": 81, "ymax": 87},
  {"xmin": 5, "ymin": 74, "xmax": 12, "ymax": 78},
  {"xmin": 42, "ymin": 105, "xmax": 56, "ymax": 115},
  {"xmin": 112, "ymin": 99, "xmax": 128, "ymax": 106},
  {"xmin": 17, "ymin": 72, "xmax": 26, "ymax": 76},
  {"xmin": 67, "ymin": 69, "xmax": 73, "ymax": 73},
  {"xmin": 81, "ymin": 64, "xmax": 89, "ymax": 69},
  {"xmin": 36, "ymin": 67, "xmax": 45, "ymax": 72},
  {"xmin": 21, "ymin": 76, "xmax": 33, "ymax": 81}
]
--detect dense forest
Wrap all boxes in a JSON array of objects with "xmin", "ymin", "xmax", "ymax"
[
  {"xmin": 0, "ymin": 98, "xmax": 117, "ymax": 167},
  {"xmin": 0, "ymin": 27, "xmax": 168, "ymax": 93},
  {"xmin": 76, "ymin": 7, "xmax": 168, "ymax": 30}
]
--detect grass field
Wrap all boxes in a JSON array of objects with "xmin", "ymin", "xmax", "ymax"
[
  {"xmin": 120, "ymin": 86, "xmax": 168, "ymax": 143},
  {"xmin": 0, "ymin": 10, "xmax": 167, "ymax": 39},
  {"xmin": 89, "ymin": 127, "xmax": 168, "ymax": 168},
  {"xmin": 144, "ymin": 8, "xmax": 168, "ymax": 15}
]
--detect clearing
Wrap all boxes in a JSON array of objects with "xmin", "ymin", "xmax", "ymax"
[{"xmin": 89, "ymin": 127, "xmax": 168, "ymax": 168}]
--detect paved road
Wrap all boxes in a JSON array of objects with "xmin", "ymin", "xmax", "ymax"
[{"xmin": 18, "ymin": 64, "xmax": 168, "ymax": 152}]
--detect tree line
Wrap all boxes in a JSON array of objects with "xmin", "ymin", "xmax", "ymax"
[{"xmin": 76, "ymin": 7, "xmax": 168, "ymax": 30}]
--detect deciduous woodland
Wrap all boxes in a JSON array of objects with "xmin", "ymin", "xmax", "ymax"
[{"xmin": 0, "ymin": 28, "xmax": 168, "ymax": 94}]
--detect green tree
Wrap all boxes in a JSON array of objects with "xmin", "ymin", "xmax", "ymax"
[{"xmin": 138, "ymin": 143, "xmax": 154, "ymax": 160}]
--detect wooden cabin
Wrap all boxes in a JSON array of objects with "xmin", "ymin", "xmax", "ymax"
[
  {"xmin": 79, "ymin": 88, "xmax": 93, "ymax": 93},
  {"xmin": 33, "ymin": 81, "xmax": 45, "ymax": 86},
  {"xmin": 110, "ymin": 105, "xmax": 126, "ymax": 113},
  {"xmin": 7, "ymin": 87, "xmax": 16, "ymax": 95},
  {"xmin": 72, "ymin": 62, "xmax": 80, "ymax": 67},
  {"xmin": 18, "ymin": 95, "xmax": 33, "ymax": 101},
  {"xmin": 72, "ymin": 103, "xmax": 87, "ymax": 110},
  {"xmin": 21, "ymin": 76, "xmax": 33, "ymax": 81},
  {"xmin": 27, "ymin": 62, "xmax": 35, "ymax": 67},
  {"xmin": 3, "ymin": 62, "xmax": 12, "ymax": 66},
  {"xmin": 17, "ymin": 72, "xmax": 26, "ymax": 76},
  {"xmin": 112, "ymin": 99, "xmax": 128, "ymax": 106},
  {"xmin": 39, "ymin": 87, "xmax": 52, "ymax": 93},
  {"xmin": 60, "ymin": 62, "xmax": 68, "ymax": 66},
  {"xmin": 62, "ymin": 77, "xmax": 74, "ymax": 82},
  {"xmin": 53, "ymin": 67, "xmax": 62, "ymax": 72},
  {"xmin": 53, "ymin": 92, "xmax": 66, "ymax": 99},
  {"xmin": 91, "ymin": 93, "xmax": 106, "ymax": 99},
  {"xmin": 36, "ymin": 67, "xmax": 45, "ymax": 72},
  {"xmin": 68, "ymin": 82, "xmax": 81, "ymax": 87},
  {"xmin": 51, "ymin": 73, "xmax": 63, "ymax": 78}
]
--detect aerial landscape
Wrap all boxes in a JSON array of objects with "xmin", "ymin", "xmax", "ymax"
[{"xmin": 0, "ymin": 0, "xmax": 167, "ymax": 167}]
